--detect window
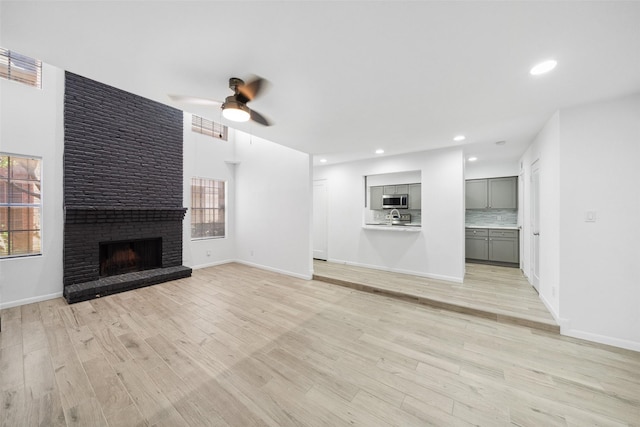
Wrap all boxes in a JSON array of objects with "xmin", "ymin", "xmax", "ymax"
[
  {"xmin": 192, "ymin": 115, "xmax": 228, "ymax": 141},
  {"xmin": 0, "ymin": 155, "xmax": 42, "ymax": 257},
  {"xmin": 0, "ymin": 48, "xmax": 42, "ymax": 88},
  {"xmin": 191, "ymin": 178, "xmax": 225, "ymax": 239}
]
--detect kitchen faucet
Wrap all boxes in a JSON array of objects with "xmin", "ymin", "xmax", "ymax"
[{"xmin": 388, "ymin": 209, "xmax": 401, "ymax": 224}]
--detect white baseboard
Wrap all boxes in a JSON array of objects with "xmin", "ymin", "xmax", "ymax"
[
  {"xmin": 1, "ymin": 291, "xmax": 63, "ymax": 310},
  {"xmin": 234, "ymin": 259, "xmax": 313, "ymax": 281},
  {"xmin": 539, "ymin": 292, "xmax": 560, "ymax": 323},
  {"xmin": 325, "ymin": 258, "xmax": 464, "ymax": 284},
  {"xmin": 561, "ymin": 327, "xmax": 640, "ymax": 353},
  {"xmin": 188, "ymin": 259, "xmax": 235, "ymax": 270}
]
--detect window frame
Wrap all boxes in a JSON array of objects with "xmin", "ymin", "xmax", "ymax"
[
  {"xmin": 191, "ymin": 115, "xmax": 228, "ymax": 141},
  {"xmin": 0, "ymin": 153, "xmax": 43, "ymax": 259},
  {"xmin": 190, "ymin": 177, "xmax": 226, "ymax": 240},
  {"xmin": 0, "ymin": 47, "xmax": 42, "ymax": 89}
]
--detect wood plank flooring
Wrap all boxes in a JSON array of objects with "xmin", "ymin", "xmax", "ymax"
[
  {"xmin": 313, "ymin": 260, "xmax": 559, "ymax": 333},
  {"xmin": 2, "ymin": 263, "xmax": 639, "ymax": 426}
]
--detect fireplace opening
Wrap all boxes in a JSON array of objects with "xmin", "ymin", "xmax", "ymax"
[{"xmin": 99, "ymin": 238, "xmax": 162, "ymax": 277}]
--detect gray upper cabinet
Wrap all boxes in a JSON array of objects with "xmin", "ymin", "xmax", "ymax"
[
  {"xmin": 488, "ymin": 177, "xmax": 517, "ymax": 209},
  {"xmin": 370, "ymin": 186, "xmax": 383, "ymax": 210},
  {"xmin": 465, "ymin": 180, "xmax": 489, "ymax": 209},
  {"xmin": 383, "ymin": 185, "xmax": 409, "ymax": 195},
  {"xmin": 408, "ymin": 183, "xmax": 421, "ymax": 210},
  {"xmin": 371, "ymin": 183, "xmax": 420, "ymax": 210},
  {"xmin": 465, "ymin": 176, "xmax": 517, "ymax": 209}
]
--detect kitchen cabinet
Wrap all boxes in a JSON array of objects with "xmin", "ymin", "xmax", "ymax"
[
  {"xmin": 465, "ymin": 229, "xmax": 489, "ymax": 260},
  {"xmin": 488, "ymin": 229, "xmax": 519, "ymax": 263},
  {"xmin": 370, "ymin": 186, "xmax": 383, "ymax": 210},
  {"xmin": 408, "ymin": 183, "xmax": 421, "ymax": 209},
  {"xmin": 466, "ymin": 177, "xmax": 517, "ymax": 209},
  {"xmin": 383, "ymin": 185, "xmax": 409, "ymax": 195},
  {"xmin": 370, "ymin": 183, "xmax": 420, "ymax": 210},
  {"xmin": 465, "ymin": 180, "xmax": 488, "ymax": 209},
  {"xmin": 466, "ymin": 228, "xmax": 519, "ymax": 265}
]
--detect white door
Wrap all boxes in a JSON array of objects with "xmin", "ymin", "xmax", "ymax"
[
  {"xmin": 313, "ymin": 180, "xmax": 328, "ymax": 260},
  {"xmin": 531, "ymin": 161, "xmax": 541, "ymax": 292},
  {"xmin": 518, "ymin": 172, "xmax": 525, "ymax": 270}
]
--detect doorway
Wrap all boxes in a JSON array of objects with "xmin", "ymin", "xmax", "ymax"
[{"xmin": 313, "ymin": 179, "xmax": 328, "ymax": 260}]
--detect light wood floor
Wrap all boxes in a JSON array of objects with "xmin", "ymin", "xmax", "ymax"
[
  {"xmin": 2, "ymin": 263, "xmax": 639, "ymax": 426},
  {"xmin": 313, "ymin": 261, "xmax": 559, "ymax": 333}
]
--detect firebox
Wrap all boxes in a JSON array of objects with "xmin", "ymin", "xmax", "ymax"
[{"xmin": 99, "ymin": 238, "xmax": 162, "ymax": 277}]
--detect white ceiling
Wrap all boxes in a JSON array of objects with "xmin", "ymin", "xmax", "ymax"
[{"xmin": 2, "ymin": 1, "xmax": 640, "ymax": 166}]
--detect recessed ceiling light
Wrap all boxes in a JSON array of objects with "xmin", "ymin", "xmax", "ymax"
[
  {"xmin": 453, "ymin": 135, "xmax": 466, "ymax": 142},
  {"xmin": 319, "ymin": 158, "xmax": 327, "ymax": 163},
  {"xmin": 530, "ymin": 59, "xmax": 557, "ymax": 75},
  {"xmin": 375, "ymin": 149, "xmax": 384, "ymax": 154},
  {"xmin": 467, "ymin": 157, "xmax": 478, "ymax": 162}
]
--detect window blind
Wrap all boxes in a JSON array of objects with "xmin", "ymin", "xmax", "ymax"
[
  {"xmin": 0, "ymin": 47, "xmax": 42, "ymax": 88},
  {"xmin": 192, "ymin": 115, "xmax": 228, "ymax": 141}
]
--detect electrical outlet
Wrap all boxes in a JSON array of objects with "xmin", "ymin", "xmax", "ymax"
[
  {"xmin": 497, "ymin": 215, "xmax": 502, "ymax": 221},
  {"xmin": 585, "ymin": 210, "xmax": 597, "ymax": 222},
  {"xmin": 250, "ymin": 250, "xmax": 254, "ymax": 257},
  {"xmin": 206, "ymin": 250, "xmax": 211, "ymax": 257}
]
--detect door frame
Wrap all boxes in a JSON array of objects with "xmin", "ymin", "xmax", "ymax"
[
  {"xmin": 312, "ymin": 179, "xmax": 328, "ymax": 261},
  {"xmin": 531, "ymin": 159, "xmax": 541, "ymax": 292}
]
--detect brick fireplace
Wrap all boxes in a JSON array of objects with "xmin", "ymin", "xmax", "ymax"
[{"xmin": 62, "ymin": 72, "xmax": 191, "ymax": 303}]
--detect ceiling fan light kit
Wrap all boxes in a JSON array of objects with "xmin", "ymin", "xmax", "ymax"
[{"xmin": 222, "ymin": 96, "xmax": 251, "ymax": 122}]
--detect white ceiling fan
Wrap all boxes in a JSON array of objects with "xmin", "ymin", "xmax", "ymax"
[{"xmin": 170, "ymin": 75, "xmax": 272, "ymax": 126}]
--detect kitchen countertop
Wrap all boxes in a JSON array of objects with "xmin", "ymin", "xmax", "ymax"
[
  {"xmin": 364, "ymin": 223, "xmax": 422, "ymax": 232},
  {"xmin": 466, "ymin": 225, "xmax": 520, "ymax": 230}
]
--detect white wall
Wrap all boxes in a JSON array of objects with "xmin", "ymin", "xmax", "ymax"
[
  {"xmin": 182, "ymin": 113, "xmax": 237, "ymax": 269},
  {"xmin": 0, "ymin": 64, "xmax": 65, "ymax": 309},
  {"xmin": 520, "ymin": 94, "xmax": 640, "ymax": 351},
  {"xmin": 234, "ymin": 132, "xmax": 313, "ymax": 280},
  {"xmin": 314, "ymin": 147, "xmax": 465, "ymax": 282},
  {"xmin": 464, "ymin": 158, "xmax": 519, "ymax": 180},
  {"xmin": 558, "ymin": 93, "xmax": 640, "ymax": 350},
  {"xmin": 520, "ymin": 112, "xmax": 561, "ymax": 318}
]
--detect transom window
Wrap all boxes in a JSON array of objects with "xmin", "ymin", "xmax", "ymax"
[
  {"xmin": 0, "ymin": 154, "xmax": 42, "ymax": 257},
  {"xmin": 192, "ymin": 115, "xmax": 228, "ymax": 141},
  {"xmin": 0, "ymin": 48, "xmax": 42, "ymax": 88},
  {"xmin": 191, "ymin": 178, "xmax": 225, "ymax": 239}
]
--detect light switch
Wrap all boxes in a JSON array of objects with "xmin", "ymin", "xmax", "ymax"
[{"xmin": 585, "ymin": 210, "xmax": 597, "ymax": 222}]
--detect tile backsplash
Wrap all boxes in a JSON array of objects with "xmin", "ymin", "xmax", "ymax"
[{"xmin": 466, "ymin": 209, "xmax": 517, "ymax": 226}]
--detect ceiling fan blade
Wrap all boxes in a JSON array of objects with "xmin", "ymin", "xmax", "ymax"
[
  {"xmin": 168, "ymin": 94, "xmax": 222, "ymax": 106},
  {"xmin": 237, "ymin": 75, "xmax": 269, "ymax": 102},
  {"xmin": 250, "ymin": 109, "xmax": 272, "ymax": 126}
]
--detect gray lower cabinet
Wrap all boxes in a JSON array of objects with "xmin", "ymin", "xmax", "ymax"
[
  {"xmin": 466, "ymin": 228, "xmax": 519, "ymax": 264},
  {"xmin": 465, "ymin": 229, "xmax": 489, "ymax": 260},
  {"xmin": 489, "ymin": 229, "xmax": 519, "ymax": 263}
]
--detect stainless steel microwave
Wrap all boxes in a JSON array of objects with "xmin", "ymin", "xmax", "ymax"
[{"xmin": 382, "ymin": 194, "xmax": 408, "ymax": 209}]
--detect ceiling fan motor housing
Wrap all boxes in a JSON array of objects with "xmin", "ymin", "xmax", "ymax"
[{"xmin": 229, "ymin": 77, "xmax": 244, "ymax": 91}]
